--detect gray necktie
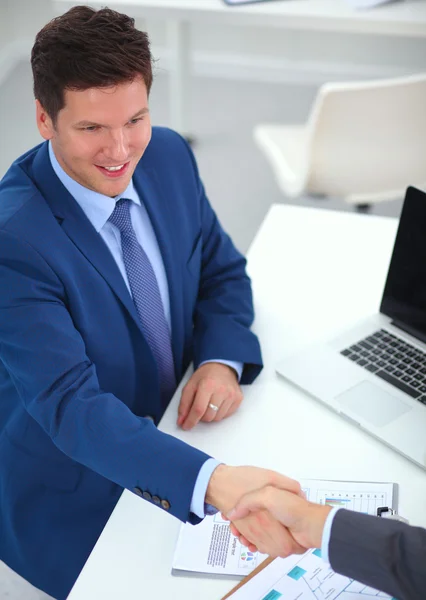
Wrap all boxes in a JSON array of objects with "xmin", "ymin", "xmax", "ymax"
[{"xmin": 109, "ymin": 198, "xmax": 176, "ymax": 404}]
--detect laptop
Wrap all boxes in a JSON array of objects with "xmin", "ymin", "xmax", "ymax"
[{"xmin": 276, "ymin": 186, "xmax": 426, "ymax": 470}]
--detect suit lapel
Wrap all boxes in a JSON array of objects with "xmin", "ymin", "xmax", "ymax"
[{"xmin": 32, "ymin": 143, "xmax": 145, "ymax": 338}]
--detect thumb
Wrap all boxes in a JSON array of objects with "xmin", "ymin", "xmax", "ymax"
[{"xmin": 227, "ymin": 489, "xmax": 269, "ymax": 521}]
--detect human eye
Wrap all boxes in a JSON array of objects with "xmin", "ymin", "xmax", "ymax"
[
  {"xmin": 128, "ymin": 118, "xmax": 143, "ymax": 126},
  {"xmin": 83, "ymin": 125, "xmax": 99, "ymax": 132}
]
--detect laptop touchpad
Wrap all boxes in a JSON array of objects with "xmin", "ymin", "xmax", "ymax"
[{"xmin": 336, "ymin": 380, "xmax": 412, "ymax": 427}]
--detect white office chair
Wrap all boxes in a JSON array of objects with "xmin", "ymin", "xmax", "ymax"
[{"xmin": 254, "ymin": 73, "xmax": 426, "ymax": 208}]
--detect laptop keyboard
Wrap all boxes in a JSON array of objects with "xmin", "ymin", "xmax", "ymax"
[{"xmin": 341, "ymin": 329, "xmax": 426, "ymax": 405}]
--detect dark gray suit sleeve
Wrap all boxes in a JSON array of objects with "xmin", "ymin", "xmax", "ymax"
[{"xmin": 329, "ymin": 509, "xmax": 426, "ymax": 600}]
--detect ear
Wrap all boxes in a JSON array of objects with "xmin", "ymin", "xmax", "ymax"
[{"xmin": 35, "ymin": 100, "xmax": 55, "ymax": 140}]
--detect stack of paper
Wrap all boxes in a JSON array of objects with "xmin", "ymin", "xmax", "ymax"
[
  {"xmin": 226, "ymin": 549, "xmax": 394, "ymax": 599},
  {"xmin": 172, "ymin": 479, "xmax": 395, "ymax": 578}
]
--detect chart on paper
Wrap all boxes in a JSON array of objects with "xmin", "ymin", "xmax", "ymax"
[
  {"xmin": 227, "ymin": 480, "xmax": 396, "ymax": 599},
  {"xmin": 172, "ymin": 479, "xmax": 395, "ymax": 578},
  {"xmin": 228, "ymin": 548, "xmax": 394, "ymax": 600},
  {"xmin": 302, "ymin": 480, "xmax": 391, "ymax": 514}
]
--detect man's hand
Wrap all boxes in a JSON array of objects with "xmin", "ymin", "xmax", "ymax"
[
  {"xmin": 205, "ymin": 465, "xmax": 307, "ymax": 558},
  {"xmin": 177, "ymin": 363, "xmax": 243, "ymax": 430},
  {"xmin": 227, "ymin": 486, "xmax": 332, "ymax": 554}
]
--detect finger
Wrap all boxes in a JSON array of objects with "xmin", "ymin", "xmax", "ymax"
[
  {"xmin": 222, "ymin": 400, "xmax": 240, "ymax": 419},
  {"xmin": 181, "ymin": 387, "xmax": 212, "ymax": 430},
  {"xmin": 236, "ymin": 512, "xmax": 305, "ymax": 558},
  {"xmin": 177, "ymin": 381, "xmax": 197, "ymax": 427},
  {"xmin": 258, "ymin": 515, "xmax": 306, "ymax": 557},
  {"xmin": 224, "ymin": 386, "xmax": 244, "ymax": 418},
  {"xmin": 239, "ymin": 535, "xmax": 251, "ymax": 547},
  {"xmin": 238, "ymin": 535, "xmax": 258, "ymax": 553},
  {"xmin": 211, "ymin": 387, "xmax": 243, "ymax": 422},
  {"xmin": 201, "ymin": 396, "xmax": 224, "ymax": 423},
  {"xmin": 201, "ymin": 385, "xmax": 228, "ymax": 423},
  {"xmin": 227, "ymin": 489, "xmax": 269, "ymax": 521},
  {"xmin": 271, "ymin": 473, "xmax": 303, "ymax": 497},
  {"xmin": 212, "ymin": 397, "xmax": 232, "ymax": 422},
  {"xmin": 229, "ymin": 522, "xmax": 240, "ymax": 537},
  {"xmin": 211, "ymin": 387, "xmax": 243, "ymax": 423},
  {"xmin": 265, "ymin": 529, "xmax": 305, "ymax": 558}
]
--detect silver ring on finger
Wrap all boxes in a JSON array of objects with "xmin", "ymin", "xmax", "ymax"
[{"xmin": 208, "ymin": 402, "xmax": 219, "ymax": 412}]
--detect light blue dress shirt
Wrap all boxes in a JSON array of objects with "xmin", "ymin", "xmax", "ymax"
[
  {"xmin": 48, "ymin": 142, "xmax": 243, "ymax": 517},
  {"xmin": 320, "ymin": 506, "xmax": 340, "ymax": 562}
]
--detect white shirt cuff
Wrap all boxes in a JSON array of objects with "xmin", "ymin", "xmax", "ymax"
[
  {"xmin": 190, "ymin": 458, "xmax": 222, "ymax": 519},
  {"xmin": 320, "ymin": 507, "xmax": 341, "ymax": 563},
  {"xmin": 199, "ymin": 360, "xmax": 243, "ymax": 382}
]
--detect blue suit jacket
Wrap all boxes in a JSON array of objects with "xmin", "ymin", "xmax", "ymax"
[{"xmin": 0, "ymin": 128, "xmax": 262, "ymax": 599}]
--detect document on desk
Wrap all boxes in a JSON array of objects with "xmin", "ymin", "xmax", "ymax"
[
  {"xmin": 226, "ymin": 549, "xmax": 394, "ymax": 599},
  {"xmin": 172, "ymin": 479, "xmax": 396, "ymax": 578}
]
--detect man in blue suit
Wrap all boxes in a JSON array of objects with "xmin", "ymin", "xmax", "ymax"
[{"xmin": 0, "ymin": 6, "xmax": 304, "ymax": 599}]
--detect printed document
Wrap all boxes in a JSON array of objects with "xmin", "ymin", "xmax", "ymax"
[
  {"xmin": 227, "ymin": 548, "xmax": 394, "ymax": 599},
  {"xmin": 172, "ymin": 479, "xmax": 395, "ymax": 577}
]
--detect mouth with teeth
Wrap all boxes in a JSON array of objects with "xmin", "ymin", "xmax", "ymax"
[{"xmin": 96, "ymin": 162, "xmax": 130, "ymax": 178}]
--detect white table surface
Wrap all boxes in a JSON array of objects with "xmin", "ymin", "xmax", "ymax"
[
  {"xmin": 55, "ymin": 0, "xmax": 426, "ymax": 37},
  {"xmin": 68, "ymin": 204, "xmax": 426, "ymax": 600}
]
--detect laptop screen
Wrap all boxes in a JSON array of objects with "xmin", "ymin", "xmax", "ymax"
[{"xmin": 380, "ymin": 186, "xmax": 426, "ymax": 341}]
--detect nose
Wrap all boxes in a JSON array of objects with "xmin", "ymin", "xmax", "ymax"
[{"xmin": 105, "ymin": 129, "xmax": 129, "ymax": 163}]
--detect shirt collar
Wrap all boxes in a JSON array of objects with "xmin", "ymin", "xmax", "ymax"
[{"xmin": 48, "ymin": 141, "xmax": 140, "ymax": 232}]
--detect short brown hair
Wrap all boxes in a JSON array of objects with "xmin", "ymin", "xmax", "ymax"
[{"xmin": 31, "ymin": 5, "xmax": 153, "ymax": 124}]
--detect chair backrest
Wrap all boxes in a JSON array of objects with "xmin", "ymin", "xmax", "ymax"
[{"xmin": 306, "ymin": 73, "xmax": 426, "ymax": 200}]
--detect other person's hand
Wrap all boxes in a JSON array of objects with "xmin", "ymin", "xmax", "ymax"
[
  {"xmin": 177, "ymin": 363, "xmax": 243, "ymax": 430},
  {"xmin": 227, "ymin": 486, "xmax": 332, "ymax": 555},
  {"xmin": 206, "ymin": 466, "xmax": 307, "ymax": 558}
]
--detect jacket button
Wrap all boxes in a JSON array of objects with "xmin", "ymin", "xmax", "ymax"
[
  {"xmin": 161, "ymin": 499, "xmax": 171, "ymax": 511},
  {"xmin": 152, "ymin": 495, "xmax": 161, "ymax": 505},
  {"xmin": 134, "ymin": 487, "xmax": 144, "ymax": 497},
  {"xmin": 143, "ymin": 491, "xmax": 152, "ymax": 501}
]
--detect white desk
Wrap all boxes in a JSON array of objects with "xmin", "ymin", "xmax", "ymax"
[
  {"xmin": 68, "ymin": 204, "xmax": 426, "ymax": 600},
  {"xmin": 53, "ymin": 0, "xmax": 426, "ymax": 135}
]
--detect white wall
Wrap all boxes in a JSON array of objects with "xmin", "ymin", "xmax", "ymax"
[
  {"xmin": 0, "ymin": 0, "xmax": 54, "ymax": 87},
  {"xmin": 142, "ymin": 18, "xmax": 426, "ymax": 84},
  {"xmin": 1, "ymin": 2, "xmax": 426, "ymax": 90}
]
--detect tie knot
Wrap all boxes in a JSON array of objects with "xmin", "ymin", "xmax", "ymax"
[{"xmin": 109, "ymin": 198, "xmax": 133, "ymax": 233}]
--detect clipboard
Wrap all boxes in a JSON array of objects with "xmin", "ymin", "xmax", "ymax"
[
  {"xmin": 221, "ymin": 556, "xmax": 275, "ymax": 600},
  {"xmin": 173, "ymin": 480, "xmax": 396, "ymax": 582}
]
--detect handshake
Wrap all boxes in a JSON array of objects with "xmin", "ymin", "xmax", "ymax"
[{"xmin": 205, "ymin": 465, "xmax": 332, "ymax": 557}]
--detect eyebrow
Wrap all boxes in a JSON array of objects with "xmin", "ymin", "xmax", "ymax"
[{"xmin": 74, "ymin": 108, "xmax": 149, "ymax": 128}]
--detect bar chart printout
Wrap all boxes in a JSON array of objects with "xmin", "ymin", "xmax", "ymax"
[
  {"xmin": 227, "ymin": 480, "xmax": 396, "ymax": 600},
  {"xmin": 301, "ymin": 479, "xmax": 394, "ymax": 515},
  {"xmin": 173, "ymin": 479, "xmax": 395, "ymax": 578},
  {"xmin": 318, "ymin": 489, "xmax": 387, "ymax": 513}
]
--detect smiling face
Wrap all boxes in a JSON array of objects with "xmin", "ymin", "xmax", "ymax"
[{"xmin": 36, "ymin": 76, "xmax": 151, "ymax": 197}]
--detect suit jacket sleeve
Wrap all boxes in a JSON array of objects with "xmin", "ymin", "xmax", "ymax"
[
  {"xmin": 329, "ymin": 508, "xmax": 426, "ymax": 599},
  {"xmin": 0, "ymin": 229, "xmax": 210, "ymax": 524},
  {"xmin": 179, "ymin": 136, "xmax": 263, "ymax": 385}
]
